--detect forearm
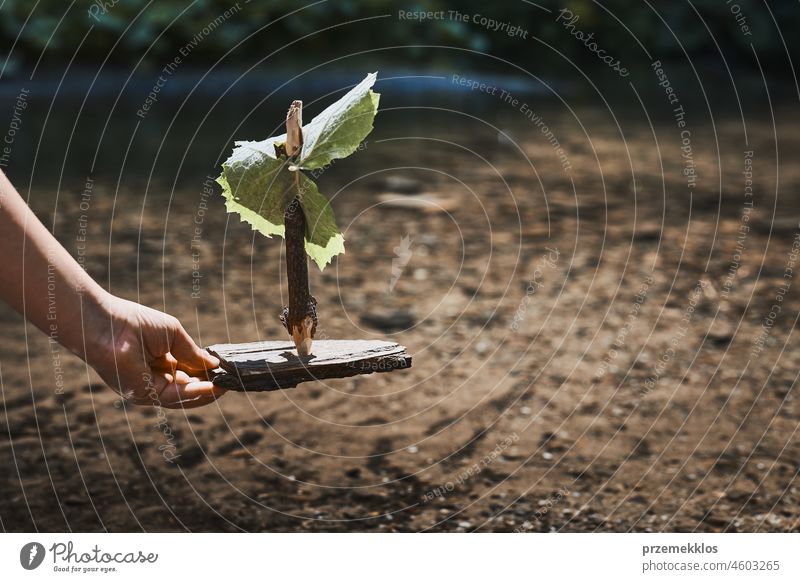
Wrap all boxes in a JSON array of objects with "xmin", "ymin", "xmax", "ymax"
[{"xmin": 0, "ymin": 170, "xmax": 110, "ymax": 360}]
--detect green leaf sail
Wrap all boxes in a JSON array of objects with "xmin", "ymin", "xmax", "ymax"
[
  {"xmin": 216, "ymin": 72, "xmax": 379, "ymax": 270},
  {"xmin": 216, "ymin": 137, "xmax": 295, "ymax": 239},
  {"xmin": 298, "ymin": 72, "xmax": 380, "ymax": 170},
  {"xmin": 296, "ymin": 172, "xmax": 345, "ymax": 270}
]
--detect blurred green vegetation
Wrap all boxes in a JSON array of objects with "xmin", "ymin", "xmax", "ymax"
[{"xmin": 1, "ymin": 0, "xmax": 796, "ymax": 76}]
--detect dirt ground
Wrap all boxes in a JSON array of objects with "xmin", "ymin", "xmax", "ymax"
[{"xmin": 1, "ymin": 105, "xmax": 799, "ymax": 532}]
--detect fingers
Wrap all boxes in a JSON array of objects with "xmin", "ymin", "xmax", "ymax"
[
  {"xmin": 150, "ymin": 353, "xmax": 179, "ymax": 373},
  {"xmin": 111, "ymin": 367, "xmax": 225, "ymax": 409},
  {"xmin": 168, "ymin": 321, "xmax": 220, "ymax": 373},
  {"xmin": 163, "ymin": 391, "xmax": 224, "ymax": 409},
  {"xmin": 94, "ymin": 305, "xmax": 225, "ymax": 409},
  {"xmin": 159, "ymin": 379, "xmax": 226, "ymax": 409}
]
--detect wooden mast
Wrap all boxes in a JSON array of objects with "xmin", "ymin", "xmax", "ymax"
[{"xmin": 281, "ymin": 100, "xmax": 316, "ymax": 356}]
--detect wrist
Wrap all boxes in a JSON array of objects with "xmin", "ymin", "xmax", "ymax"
[{"xmin": 71, "ymin": 287, "xmax": 115, "ymax": 364}]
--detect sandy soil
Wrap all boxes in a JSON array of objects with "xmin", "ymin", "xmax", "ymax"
[{"xmin": 1, "ymin": 108, "xmax": 799, "ymax": 532}]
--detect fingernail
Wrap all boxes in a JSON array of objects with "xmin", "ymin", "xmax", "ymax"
[{"xmin": 184, "ymin": 381, "xmax": 215, "ymax": 395}]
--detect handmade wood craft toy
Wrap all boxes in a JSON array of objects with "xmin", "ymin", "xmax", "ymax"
[{"xmin": 208, "ymin": 73, "xmax": 411, "ymax": 391}]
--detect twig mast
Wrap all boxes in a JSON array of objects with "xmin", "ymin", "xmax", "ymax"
[{"xmin": 281, "ymin": 100, "xmax": 317, "ymax": 356}]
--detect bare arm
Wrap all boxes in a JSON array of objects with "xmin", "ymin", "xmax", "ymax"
[{"xmin": 0, "ymin": 170, "xmax": 224, "ymax": 408}]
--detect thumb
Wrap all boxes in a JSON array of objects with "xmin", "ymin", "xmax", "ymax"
[{"xmin": 169, "ymin": 321, "xmax": 219, "ymax": 373}]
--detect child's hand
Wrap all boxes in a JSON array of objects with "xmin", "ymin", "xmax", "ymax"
[
  {"xmin": 85, "ymin": 295, "xmax": 225, "ymax": 409},
  {"xmin": 0, "ymin": 170, "xmax": 223, "ymax": 409}
]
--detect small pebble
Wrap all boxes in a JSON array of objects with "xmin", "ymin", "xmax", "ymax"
[{"xmin": 384, "ymin": 175, "xmax": 422, "ymax": 194}]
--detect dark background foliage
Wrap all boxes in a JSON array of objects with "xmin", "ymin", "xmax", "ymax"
[{"xmin": 1, "ymin": 0, "xmax": 796, "ymax": 77}]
